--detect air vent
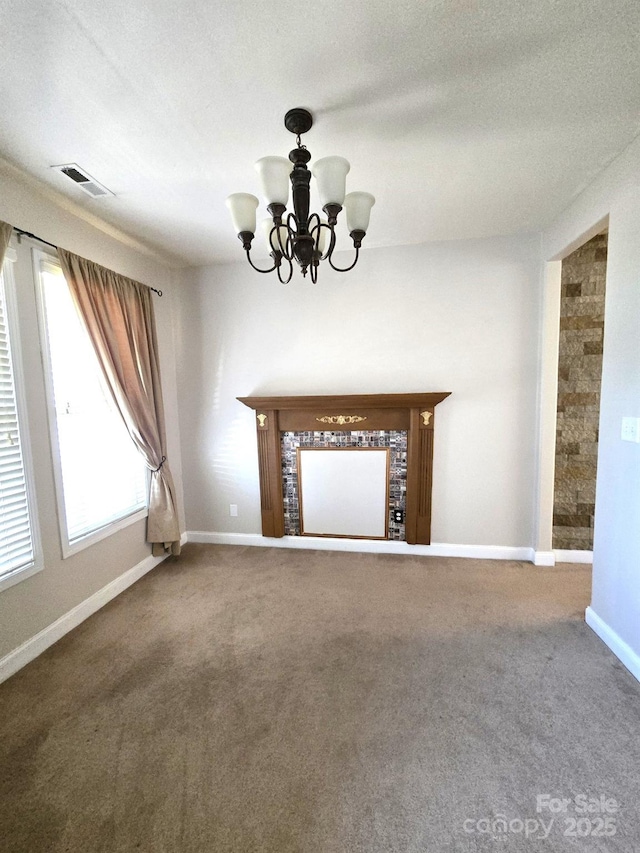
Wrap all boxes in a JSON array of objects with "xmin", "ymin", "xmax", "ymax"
[{"xmin": 51, "ymin": 163, "xmax": 114, "ymax": 198}]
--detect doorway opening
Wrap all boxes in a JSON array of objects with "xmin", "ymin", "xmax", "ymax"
[{"xmin": 552, "ymin": 232, "xmax": 608, "ymax": 554}]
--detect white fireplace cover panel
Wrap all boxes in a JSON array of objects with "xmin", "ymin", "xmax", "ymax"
[{"xmin": 298, "ymin": 448, "xmax": 389, "ymax": 538}]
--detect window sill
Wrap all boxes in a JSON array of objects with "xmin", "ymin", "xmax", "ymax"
[
  {"xmin": 62, "ymin": 507, "xmax": 148, "ymax": 558},
  {"xmin": 0, "ymin": 560, "xmax": 43, "ymax": 594}
]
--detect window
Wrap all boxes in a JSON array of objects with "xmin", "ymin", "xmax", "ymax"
[
  {"xmin": 35, "ymin": 252, "xmax": 148, "ymax": 555},
  {"xmin": 0, "ymin": 252, "xmax": 41, "ymax": 590}
]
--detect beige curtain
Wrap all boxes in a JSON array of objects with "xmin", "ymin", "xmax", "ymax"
[
  {"xmin": 0, "ymin": 221, "xmax": 12, "ymax": 267},
  {"xmin": 58, "ymin": 250, "xmax": 181, "ymax": 556}
]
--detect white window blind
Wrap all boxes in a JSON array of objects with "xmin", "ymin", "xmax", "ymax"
[
  {"xmin": 0, "ymin": 265, "xmax": 35, "ymax": 579},
  {"xmin": 38, "ymin": 257, "xmax": 147, "ymax": 548}
]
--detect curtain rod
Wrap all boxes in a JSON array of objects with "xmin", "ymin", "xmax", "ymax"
[{"xmin": 12, "ymin": 228, "xmax": 163, "ymax": 296}]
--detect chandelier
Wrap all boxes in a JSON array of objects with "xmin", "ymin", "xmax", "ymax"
[{"xmin": 226, "ymin": 108, "xmax": 375, "ymax": 283}]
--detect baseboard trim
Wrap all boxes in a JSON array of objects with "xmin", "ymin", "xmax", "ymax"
[
  {"xmin": 586, "ymin": 606, "xmax": 640, "ymax": 684},
  {"xmin": 534, "ymin": 550, "xmax": 556, "ymax": 566},
  {"xmin": 187, "ymin": 531, "xmax": 534, "ymax": 562},
  {"xmin": 533, "ymin": 549, "xmax": 594, "ymax": 566},
  {"xmin": 554, "ymin": 549, "xmax": 593, "ymax": 564},
  {"xmin": 0, "ymin": 547, "xmax": 174, "ymax": 685}
]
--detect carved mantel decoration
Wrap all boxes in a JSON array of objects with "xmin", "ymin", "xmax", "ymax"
[
  {"xmin": 316, "ymin": 414, "xmax": 367, "ymax": 425},
  {"xmin": 237, "ymin": 393, "xmax": 451, "ymax": 545}
]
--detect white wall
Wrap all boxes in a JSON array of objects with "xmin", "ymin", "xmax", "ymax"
[
  {"xmin": 542, "ymin": 135, "xmax": 640, "ymax": 676},
  {"xmin": 0, "ymin": 161, "xmax": 186, "ymax": 661},
  {"xmin": 177, "ymin": 233, "xmax": 542, "ymax": 548}
]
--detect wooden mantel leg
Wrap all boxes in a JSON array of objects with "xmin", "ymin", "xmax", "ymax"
[
  {"xmin": 255, "ymin": 409, "xmax": 285, "ymax": 537},
  {"xmin": 405, "ymin": 407, "xmax": 435, "ymax": 545}
]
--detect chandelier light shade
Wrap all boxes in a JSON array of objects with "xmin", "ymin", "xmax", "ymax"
[
  {"xmin": 345, "ymin": 192, "xmax": 376, "ymax": 233},
  {"xmin": 312, "ymin": 156, "xmax": 350, "ymax": 207},
  {"xmin": 226, "ymin": 193, "xmax": 258, "ymax": 235},
  {"xmin": 254, "ymin": 157, "xmax": 291, "ymax": 205},
  {"xmin": 226, "ymin": 107, "xmax": 375, "ymax": 283}
]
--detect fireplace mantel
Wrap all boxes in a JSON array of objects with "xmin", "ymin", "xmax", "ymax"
[{"xmin": 238, "ymin": 392, "xmax": 451, "ymax": 544}]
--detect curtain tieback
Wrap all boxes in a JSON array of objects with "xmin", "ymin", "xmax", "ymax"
[{"xmin": 153, "ymin": 456, "xmax": 166, "ymax": 473}]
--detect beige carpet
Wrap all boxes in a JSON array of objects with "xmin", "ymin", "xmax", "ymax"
[{"xmin": 1, "ymin": 545, "xmax": 639, "ymax": 852}]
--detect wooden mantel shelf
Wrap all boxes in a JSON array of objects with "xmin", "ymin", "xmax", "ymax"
[
  {"xmin": 238, "ymin": 392, "xmax": 450, "ymax": 410},
  {"xmin": 238, "ymin": 392, "xmax": 451, "ymax": 545}
]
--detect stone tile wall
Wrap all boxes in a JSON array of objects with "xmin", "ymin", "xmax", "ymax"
[{"xmin": 553, "ymin": 233, "xmax": 607, "ymax": 551}]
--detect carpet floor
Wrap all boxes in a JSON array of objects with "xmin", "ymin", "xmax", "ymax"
[{"xmin": 1, "ymin": 545, "xmax": 639, "ymax": 852}]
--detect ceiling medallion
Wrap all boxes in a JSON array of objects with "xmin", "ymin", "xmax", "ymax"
[{"xmin": 226, "ymin": 108, "xmax": 375, "ymax": 283}]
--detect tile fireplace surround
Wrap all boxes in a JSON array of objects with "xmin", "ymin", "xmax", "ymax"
[
  {"xmin": 238, "ymin": 394, "xmax": 450, "ymax": 545},
  {"xmin": 281, "ymin": 430, "xmax": 408, "ymax": 540}
]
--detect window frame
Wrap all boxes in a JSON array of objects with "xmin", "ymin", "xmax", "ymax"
[
  {"xmin": 0, "ymin": 246, "xmax": 43, "ymax": 592},
  {"xmin": 33, "ymin": 248, "xmax": 148, "ymax": 558}
]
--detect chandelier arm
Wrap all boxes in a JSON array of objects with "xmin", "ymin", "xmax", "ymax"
[
  {"xmin": 309, "ymin": 215, "xmax": 335, "ymax": 263},
  {"xmin": 271, "ymin": 223, "xmax": 294, "ymax": 261},
  {"xmin": 308, "ymin": 212, "xmax": 322, "ymax": 263},
  {"xmin": 276, "ymin": 255, "xmax": 294, "ymax": 284},
  {"xmin": 322, "ymin": 224, "xmax": 337, "ymax": 262},
  {"xmin": 284, "ymin": 212, "xmax": 300, "ymax": 261},
  {"xmin": 245, "ymin": 250, "xmax": 279, "ymax": 274},
  {"xmin": 308, "ymin": 212, "xmax": 320, "ymax": 231},
  {"xmin": 328, "ymin": 246, "xmax": 360, "ymax": 273},
  {"xmin": 310, "ymin": 261, "xmax": 318, "ymax": 284},
  {"xmin": 286, "ymin": 212, "xmax": 298, "ymax": 234}
]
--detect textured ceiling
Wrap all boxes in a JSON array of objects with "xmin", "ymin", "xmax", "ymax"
[{"xmin": 0, "ymin": 0, "xmax": 639, "ymax": 266}]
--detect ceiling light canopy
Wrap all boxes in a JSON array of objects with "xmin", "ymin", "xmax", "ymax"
[{"xmin": 226, "ymin": 108, "xmax": 375, "ymax": 283}]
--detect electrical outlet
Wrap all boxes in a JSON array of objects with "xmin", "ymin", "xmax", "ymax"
[
  {"xmin": 229, "ymin": 504, "xmax": 238, "ymax": 517},
  {"xmin": 393, "ymin": 509, "xmax": 404, "ymax": 524},
  {"xmin": 621, "ymin": 417, "xmax": 640, "ymax": 443}
]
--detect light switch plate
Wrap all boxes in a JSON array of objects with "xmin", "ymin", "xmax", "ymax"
[
  {"xmin": 229, "ymin": 504, "xmax": 238, "ymax": 517},
  {"xmin": 621, "ymin": 417, "xmax": 640, "ymax": 442}
]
